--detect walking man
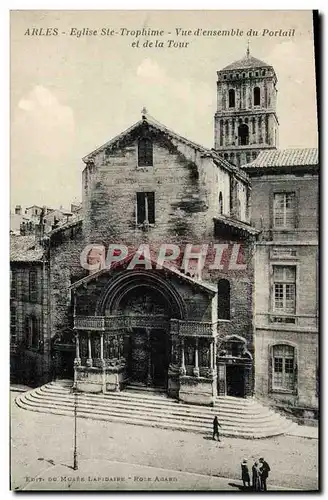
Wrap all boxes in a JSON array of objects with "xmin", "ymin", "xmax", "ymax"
[
  {"xmin": 259, "ymin": 457, "xmax": 271, "ymax": 491},
  {"xmin": 212, "ymin": 415, "xmax": 222, "ymax": 441}
]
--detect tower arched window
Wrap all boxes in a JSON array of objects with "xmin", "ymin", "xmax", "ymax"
[
  {"xmin": 219, "ymin": 192, "xmax": 223, "ymax": 215},
  {"xmin": 138, "ymin": 138, "xmax": 153, "ymax": 167},
  {"xmin": 238, "ymin": 123, "xmax": 249, "ymax": 146},
  {"xmin": 254, "ymin": 87, "xmax": 261, "ymax": 106},
  {"xmin": 218, "ymin": 279, "xmax": 230, "ymax": 320},
  {"xmin": 228, "ymin": 89, "xmax": 235, "ymax": 108}
]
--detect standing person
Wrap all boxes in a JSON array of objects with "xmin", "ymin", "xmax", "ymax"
[
  {"xmin": 241, "ymin": 459, "xmax": 250, "ymax": 488},
  {"xmin": 252, "ymin": 461, "xmax": 261, "ymax": 491},
  {"xmin": 259, "ymin": 457, "xmax": 271, "ymax": 491},
  {"xmin": 212, "ymin": 416, "xmax": 222, "ymax": 441}
]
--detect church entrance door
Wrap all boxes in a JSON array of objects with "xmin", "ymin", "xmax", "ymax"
[
  {"xmin": 129, "ymin": 328, "xmax": 149, "ymax": 385},
  {"xmin": 150, "ymin": 329, "xmax": 168, "ymax": 388}
]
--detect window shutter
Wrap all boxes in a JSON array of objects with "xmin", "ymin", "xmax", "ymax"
[
  {"xmin": 147, "ymin": 192, "xmax": 155, "ymax": 224},
  {"xmin": 136, "ymin": 193, "xmax": 145, "ymax": 224}
]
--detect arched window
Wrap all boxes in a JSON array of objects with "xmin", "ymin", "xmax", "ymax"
[
  {"xmin": 272, "ymin": 344, "xmax": 296, "ymax": 391},
  {"xmin": 238, "ymin": 123, "xmax": 249, "ymax": 146},
  {"xmin": 218, "ymin": 279, "xmax": 230, "ymax": 320},
  {"xmin": 218, "ymin": 192, "xmax": 223, "ymax": 214},
  {"xmin": 228, "ymin": 89, "xmax": 235, "ymax": 108},
  {"xmin": 138, "ymin": 138, "xmax": 153, "ymax": 167},
  {"xmin": 254, "ymin": 87, "xmax": 261, "ymax": 106}
]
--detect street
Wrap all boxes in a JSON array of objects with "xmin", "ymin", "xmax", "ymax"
[{"xmin": 10, "ymin": 392, "xmax": 318, "ymax": 491}]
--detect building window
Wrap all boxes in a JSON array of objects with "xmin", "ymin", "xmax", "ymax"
[
  {"xmin": 273, "ymin": 266, "xmax": 296, "ymax": 314},
  {"xmin": 238, "ymin": 123, "xmax": 249, "ymax": 145},
  {"xmin": 273, "ymin": 192, "xmax": 296, "ymax": 228},
  {"xmin": 136, "ymin": 192, "xmax": 155, "ymax": 225},
  {"xmin": 29, "ymin": 269, "xmax": 38, "ymax": 302},
  {"xmin": 228, "ymin": 89, "xmax": 235, "ymax": 108},
  {"xmin": 25, "ymin": 316, "xmax": 40, "ymax": 350},
  {"xmin": 138, "ymin": 138, "xmax": 153, "ymax": 167},
  {"xmin": 254, "ymin": 87, "xmax": 261, "ymax": 106},
  {"xmin": 218, "ymin": 192, "xmax": 223, "ymax": 214},
  {"xmin": 218, "ymin": 279, "xmax": 230, "ymax": 320},
  {"xmin": 10, "ymin": 305, "xmax": 17, "ymax": 344},
  {"xmin": 11, "ymin": 270, "xmax": 17, "ymax": 299},
  {"xmin": 272, "ymin": 344, "xmax": 296, "ymax": 391}
]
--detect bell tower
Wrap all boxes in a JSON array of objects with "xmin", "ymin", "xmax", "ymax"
[{"xmin": 214, "ymin": 47, "xmax": 279, "ymax": 167}]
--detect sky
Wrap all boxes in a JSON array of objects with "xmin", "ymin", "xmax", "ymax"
[{"xmin": 10, "ymin": 10, "xmax": 318, "ymax": 210}]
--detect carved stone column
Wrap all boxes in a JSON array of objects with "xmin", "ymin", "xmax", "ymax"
[
  {"xmin": 180, "ymin": 338, "xmax": 186, "ymax": 375},
  {"xmin": 100, "ymin": 332, "xmax": 106, "ymax": 393},
  {"xmin": 193, "ymin": 338, "xmax": 200, "ymax": 377},
  {"xmin": 210, "ymin": 340, "xmax": 214, "ymax": 370},
  {"xmin": 213, "ymin": 338, "xmax": 217, "ymax": 373},
  {"xmin": 86, "ymin": 332, "xmax": 93, "ymax": 367}
]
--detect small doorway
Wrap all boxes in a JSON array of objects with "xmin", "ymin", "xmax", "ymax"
[
  {"xmin": 150, "ymin": 329, "xmax": 168, "ymax": 388},
  {"xmin": 226, "ymin": 365, "xmax": 245, "ymax": 397},
  {"xmin": 60, "ymin": 350, "xmax": 75, "ymax": 379}
]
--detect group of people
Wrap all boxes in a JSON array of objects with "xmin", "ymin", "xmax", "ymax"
[
  {"xmin": 212, "ymin": 417, "xmax": 271, "ymax": 491},
  {"xmin": 241, "ymin": 458, "xmax": 271, "ymax": 491}
]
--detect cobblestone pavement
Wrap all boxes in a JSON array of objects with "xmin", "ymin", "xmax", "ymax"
[{"xmin": 10, "ymin": 392, "xmax": 319, "ymax": 492}]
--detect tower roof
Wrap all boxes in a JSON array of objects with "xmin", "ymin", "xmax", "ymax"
[{"xmin": 220, "ymin": 54, "xmax": 270, "ymax": 72}]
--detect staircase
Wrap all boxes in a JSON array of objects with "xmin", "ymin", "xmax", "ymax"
[{"xmin": 15, "ymin": 381, "xmax": 297, "ymax": 439}]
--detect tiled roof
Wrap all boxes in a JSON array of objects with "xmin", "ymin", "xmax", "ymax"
[
  {"xmin": 49, "ymin": 216, "xmax": 83, "ymax": 236},
  {"xmin": 221, "ymin": 55, "xmax": 270, "ymax": 72},
  {"xmin": 213, "ymin": 215, "xmax": 260, "ymax": 236},
  {"xmin": 242, "ymin": 148, "xmax": 318, "ymax": 169},
  {"xmin": 10, "ymin": 235, "xmax": 44, "ymax": 262}
]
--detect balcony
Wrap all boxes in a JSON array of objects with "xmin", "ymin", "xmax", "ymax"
[{"xmin": 74, "ymin": 315, "xmax": 216, "ymax": 336}]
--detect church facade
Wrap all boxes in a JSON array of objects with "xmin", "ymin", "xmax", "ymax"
[{"xmin": 10, "ymin": 51, "xmax": 319, "ymax": 416}]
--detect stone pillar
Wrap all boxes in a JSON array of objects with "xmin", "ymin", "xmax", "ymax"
[
  {"xmin": 193, "ymin": 338, "xmax": 200, "ymax": 377},
  {"xmin": 255, "ymin": 117, "xmax": 259, "ymax": 144},
  {"xmin": 262, "ymin": 116, "xmax": 266, "ymax": 145},
  {"xmin": 100, "ymin": 332, "xmax": 106, "ymax": 393},
  {"xmin": 86, "ymin": 332, "xmax": 93, "ymax": 367},
  {"xmin": 210, "ymin": 340, "xmax": 214, "ymax": 370},
  {"xmin": 100, "ymin": 332, "xmax": 104, "ymax": 361},
  {"xmin": 213, "ymin": 338, "xmax": 217, "ymax": 371},
  {"xmin": 180, "ymin": 338, "xmax": 186, "ymax": 375},
  {"xmin": 75, "ymin": 332, "xmax": 81, "ymax": 364},
  {"xmin": 234, "ymin": 120, "xmax": 238, "ymax": 146}
]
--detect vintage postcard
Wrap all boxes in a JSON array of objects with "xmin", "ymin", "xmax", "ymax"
[{"xmin": 10, "ymin": 9, "xmax": 319, "ymax": 492}]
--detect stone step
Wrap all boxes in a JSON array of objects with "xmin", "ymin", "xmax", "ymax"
[
  {"xmin": 44, "ymin": 384, "xmax": 266, "ymax": 412},
  {"xmin": 38, "ymin": 386, "xmax": 282, "ymax": 421},
  {"xmin": 15, "ymin": 384, "xmax": 295, "ymax": 438},
  {"xmin": 28, "ymin": 390, "xmax": 287, "ymax": 427},
  {"xmin": 16, "ymin": 395, "xmax": 294, "ymax": 438}
]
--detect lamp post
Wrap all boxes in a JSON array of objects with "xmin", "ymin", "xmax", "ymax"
[{"xmin": 72, "ymin": 387, "xmax": 78, "ymax": 470}]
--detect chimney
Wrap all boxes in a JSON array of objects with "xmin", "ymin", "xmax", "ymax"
[{"xmin": 15, "ymin": 205, "xmax": 22, "ymax": 215}]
